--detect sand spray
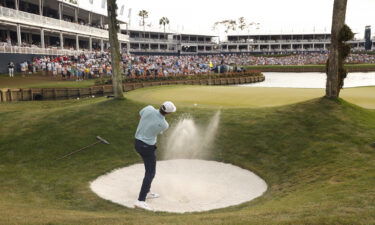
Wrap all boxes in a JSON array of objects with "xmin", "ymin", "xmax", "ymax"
[{"xmin": 161, "ymin": 111, "xmax": 221, "ymax": 160}]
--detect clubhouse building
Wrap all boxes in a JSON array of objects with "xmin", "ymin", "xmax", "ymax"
[{"xmin": 0, "ymin": 0, "xmax": 373, "ymax": 58}]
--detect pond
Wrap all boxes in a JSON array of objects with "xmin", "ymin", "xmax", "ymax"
[{"xmin": 240, "ymin": 72, "xmax": 375, "ymax": 88}]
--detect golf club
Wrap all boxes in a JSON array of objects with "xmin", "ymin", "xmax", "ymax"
[{"xmin": 56, "ymin": 136, "xmax": 110, "ymax": 160}]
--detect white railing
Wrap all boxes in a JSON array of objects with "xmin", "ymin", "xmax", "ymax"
[
  {"xmin": 0, "ymin": 45, "xmax": 92, "ymax": 55},
  {"xmin": 220, "ymin": 48, "xmax": 329, "ymax": 53},
  {"xmin": 180, "ymin": 40, "xmax": 216, "ymax": 44},
  {"xmin": 0, "ymin": 6, "xmax": 129, "ymax": 42},
  {"xmin": 129, "ymin": 49, "xmax": 175, "ymax": 52},
  {"xmin": 129, "ymin": 38, "xmax": 173, "ymax": 43}
]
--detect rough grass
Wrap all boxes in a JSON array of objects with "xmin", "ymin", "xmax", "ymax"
[{"xmin": 0, "ymin": 90, "xmax": 374, "ymax": 225}]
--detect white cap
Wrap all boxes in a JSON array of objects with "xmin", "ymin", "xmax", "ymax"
[{"xmin": 161, "ymin": 101, "xmax": 176, "ymax": 113}]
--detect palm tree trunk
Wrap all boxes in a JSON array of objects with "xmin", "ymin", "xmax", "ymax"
[
  {"xmin": 107, "ymin": 0, "xmax": 124, "ymax": 100},
  {"xmin": 326, "ymin": 0, "xmax": 348, "ymax": 99}
]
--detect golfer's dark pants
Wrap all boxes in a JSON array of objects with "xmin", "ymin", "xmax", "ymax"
[{"xmin": 135, "ymin": 139, "xmax": 156, "ymax": 201}]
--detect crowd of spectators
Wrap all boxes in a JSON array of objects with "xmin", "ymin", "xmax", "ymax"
[
  {"xmin": 17, "ymin": 52, "xmax": 112, "ymax": 80},
  {"xmin": 123, "ymin": 53, "xmax": 375, "ymax": 76},
  {"xmin": 10, "ymin": 52, "xmax": 375, "ymax": 79}
]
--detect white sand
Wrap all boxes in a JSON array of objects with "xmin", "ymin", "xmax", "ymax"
[{"xmin": 90, "ymin": 159, "xmax": 267, "ymax": 213}]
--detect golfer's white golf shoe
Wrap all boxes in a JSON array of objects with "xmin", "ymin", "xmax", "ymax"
[
  {"xmin": 146, "ymin": 192, "xmax": 160, "ymax": 199},
  {"xmin": 134, "ymin": 200, "xmax": 153, "ymax": 211}
]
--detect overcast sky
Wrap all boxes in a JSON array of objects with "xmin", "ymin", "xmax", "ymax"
[{"xmin": 117, "ymin": 0, "xmax": 374, "ymax": 39}]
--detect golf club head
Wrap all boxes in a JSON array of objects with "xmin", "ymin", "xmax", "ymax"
[{"xmin": 97, "ymin": 136, "xmax": 110, "ymax": 145}]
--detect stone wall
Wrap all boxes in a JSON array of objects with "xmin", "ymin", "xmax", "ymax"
[{"xmin": 0, "ymin": 75, "xmax": 265, "ymax": 102}]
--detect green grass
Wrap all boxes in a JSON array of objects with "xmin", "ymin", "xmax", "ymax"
[
  {"xmin": 125, "ymin": 85, "xmax": 375, "ymax": 109},
  {"xmin": 0, "ymin": 87, "xmax": 374, "ymax": 224}
]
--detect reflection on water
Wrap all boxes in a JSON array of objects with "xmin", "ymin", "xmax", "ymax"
[{"xmin": 240, "ymin": 72, "xmax": 375, "ymax": 88}]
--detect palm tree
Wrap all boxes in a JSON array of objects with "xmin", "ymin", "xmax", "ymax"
[
  {"xmin": 238, "ymin": 17, "xmax": 247, "ymax": 31},
  {"xmin": 138, "ymin": 10, "xmax": 149, "ymax": 38},
  {"xmin": 224, "ymin": 20, "xmax": 237, "ymax": 33},
  {"xmin": 326, "ymin": 0, "xmax": 352, "ymax": 98},
  {"xmin": 107, "ymin": 0, "xmax": 124, "ymax": 99},
  {"xmin": 159, "ymin": 17, "xmax": 170, "ymax": 34},
  {"xmin": 213, "ymin": 20, "xmax": 237, "ymax": 33}
]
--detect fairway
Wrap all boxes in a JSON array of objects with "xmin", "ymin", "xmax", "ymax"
[{"xmin": 125, "ymin": 85, "xmax": 375, "ymax": 109}]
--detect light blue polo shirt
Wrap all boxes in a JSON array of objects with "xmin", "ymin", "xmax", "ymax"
[{"xmin": 135, "ymin": 105, "xmax": 169, "ymax": 145}]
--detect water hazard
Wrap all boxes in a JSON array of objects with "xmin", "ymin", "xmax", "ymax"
[{"xmin": 240, "ymin": 72, "xmax": 375, "ymax": 88}]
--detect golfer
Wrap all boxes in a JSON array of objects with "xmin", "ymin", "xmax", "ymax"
[{"xmin": 134, "ymin": 101, "xmax": 176, "ymax": 211}]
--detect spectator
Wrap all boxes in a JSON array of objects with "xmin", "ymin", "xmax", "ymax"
[{"xmin": 8, "ymin": 61, "xmax": 14, "ymax": 77}]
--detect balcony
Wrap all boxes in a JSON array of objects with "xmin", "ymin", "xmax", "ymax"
[
  {"xmin": 0, "ymin": 6, "xmax": 128, "ymax": 42},
  {"xmin": 129, "ymin": 37, "xmax": 172, "ymax": 43},
  {"xmin": 0, "ymin": 44, "xmax": 92, "ymax": 55}
]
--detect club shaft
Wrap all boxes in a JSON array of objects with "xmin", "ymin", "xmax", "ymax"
[{"xmin": 57, "ymin": 141, "xmax": 100, "ymax": 160}]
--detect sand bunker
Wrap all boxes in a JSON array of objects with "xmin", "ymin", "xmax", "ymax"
[{"xmin": 90, "ymin": 159, "xmax": 267, "ymax": 213}]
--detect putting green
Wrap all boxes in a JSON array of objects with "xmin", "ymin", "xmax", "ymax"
[{"xmin": 125, "ymin": 85, "xmax": 375, "ymax": 109}]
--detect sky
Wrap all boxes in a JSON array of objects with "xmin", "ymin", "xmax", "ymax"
[{"xmin": 115, "ymin": 0, "xmax": 375, "ymax": 40}]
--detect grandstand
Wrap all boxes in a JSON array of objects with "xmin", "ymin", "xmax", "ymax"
[
  {"xmin": 0, "ymin": 0, "xmax": 129, "ymax": 55},
  {"xmin": 0, "ymin": 0, "xmax": 373, "ymax": 59},
  {"xmin": 121, "ymin": 28, "xmax": 218, "ymax": 55},
  {"xmin": 222, "ymin": 32, "xmax": 375, "ymax": 54}
]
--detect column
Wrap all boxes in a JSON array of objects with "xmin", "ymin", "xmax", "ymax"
[
  {"xmin": 16, "ymin": 24, "xmax": 21, "ymax": 46},
  {"xmin": 40, "ymin": 28, "xmax": 45, "ymax": 48},
  {"xmin": 126, "ymin": 42, "xmax": 130, "ymax": 54},
  {"xmin": 74, "ymin": 8, "xmax": 78, "ymax": 23},
  {"xmin": 88, "ymin": 12, "xmax": 92, "ymax": 25},
  {"xmin": 100, "ymin": 16, "xmax": 103, "ymax": 28},
  {"xmin": 39, "ymin": 0, "xmax": 42, "ymax": 15},
  {"xmin": 89, "ymin": 37, "xmax": 92, "ymax": 51},
  {"xmin": 60, "ymin": 32, "xmax": 64, "ymax": 49},
  {"xmin": 58, "ymin": 3, "xmax": 62, "ymax": 20},
  {"xmin": 100, "ymin": 39, "xmax": 104, "ymax": 52},
  {"xmin": 158, "ymin": 44, "xmax": 160, "ymax": 51},
  {"xmin": 15, "ymin": 0, "xmax": 19, "ymax": 10},
  {"xmin": 76, "ymin": 34, "xmax": 79, "ymax": 50}
]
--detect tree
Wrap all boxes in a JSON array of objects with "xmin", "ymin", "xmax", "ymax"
[
  {"xmin": 107, "ymin": 0, "xmax": 124, "ymax": 99},
  {"xmin": 213, "ymin": 20, "xmax": 237, "ymax": 33},
  {"xmin": 325, "ymin": 0, "xmax": 353, "ymax": 99},
  {"xmin": 238, "ymin": 17, "xmax": 247, "ymax": 31},
  {"xmin": 138, "ymin": 9, "xmax": 149, "ymax": 37},
  {"xmin": 159, "ymin": 17, "xmax": 170, "ymax": 34}
]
